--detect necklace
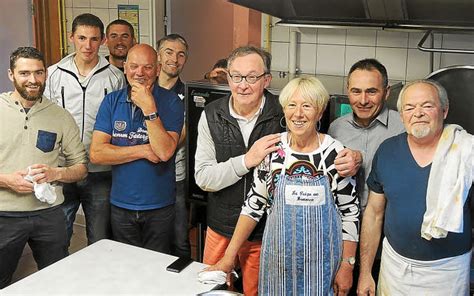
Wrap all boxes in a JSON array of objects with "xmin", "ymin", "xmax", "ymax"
[{"xmin": 73, "ymin": 58, "xmax": 90, "ymax": 77}]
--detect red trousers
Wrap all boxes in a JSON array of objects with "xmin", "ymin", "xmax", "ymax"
[{"xmin": 203, "ymin": 227, "xmax": 261, "ymax": 296}]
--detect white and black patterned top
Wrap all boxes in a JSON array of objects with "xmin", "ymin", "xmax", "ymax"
[{"xmin": 241, "ymin": 132, "xmax": 360, "ymax": 242}]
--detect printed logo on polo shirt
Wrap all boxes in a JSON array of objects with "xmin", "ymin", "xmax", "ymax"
[
  {"xmin": 112, "ymin": 126, "xmax": 149, "ymax": 145},
  {"xmin": 114, "ymin": 121, "xmax": 127, "ymax": 131}
]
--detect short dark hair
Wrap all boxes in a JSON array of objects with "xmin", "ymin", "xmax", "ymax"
[
  {"xmin": 227, "ymin": 46, "xmax": 271, "ymax": 74},
  {"xmin": 10, "ymin": 47, "xmax": 45, "ymax": 70},
  {"xmin": 157, "ymin": 33, "xmax": 189, "ymax": 55},
  {"xmin": 72, "ymin": 13, "xmax": 104, "ymax": 38},
  {"xmin": 348, "ymin": 58, "xmax": 388, "ymax": 89},
  {"xmin": 106, "ymin": 19, "xmax": 135, "ymax": 39}
]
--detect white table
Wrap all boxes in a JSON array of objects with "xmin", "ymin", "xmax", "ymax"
[{"xmin": 2, "ymin": 239, "xmax": 216, "ymax": 295}]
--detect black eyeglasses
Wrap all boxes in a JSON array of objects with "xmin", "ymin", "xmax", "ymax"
[{"xmin": 228, "ymin": 73, "xmax": 268, "ymax": 84}]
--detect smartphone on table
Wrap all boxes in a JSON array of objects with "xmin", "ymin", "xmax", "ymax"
[{"xmin": 166, "ymin": 256, "xmax": 194, "ymax": 273}]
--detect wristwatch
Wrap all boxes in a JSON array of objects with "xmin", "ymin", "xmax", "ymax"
[
  {"xmin": 144, "ymin": 112, "xmax": 158, "ymax": 121},
  {"xmin": 341, "ymin": 256, "xmax": 356, "ymax": 266}
]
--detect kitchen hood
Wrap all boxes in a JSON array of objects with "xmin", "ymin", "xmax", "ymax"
[{"xmin": 229, "ymin": 0, "xmax": 474, "ymax": 31}]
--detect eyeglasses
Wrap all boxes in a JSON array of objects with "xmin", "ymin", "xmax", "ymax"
[{"xmin": 228, "ymin": 73, "xmax": 267, "ymax": 84}]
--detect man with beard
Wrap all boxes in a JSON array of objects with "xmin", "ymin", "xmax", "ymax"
[
  {"xmin": 105, "ymin": 19, "xmax": 136, "ymax": 72},
  {"xmin": 156, "ymin": 33, "xmax": 190, "ymax": 257},
  {"xmin": 44, "ymin": 13, "xmax": 126, "ymax": 247},
  {"xmin": 0, "ymin": 47, "xmax": 87, "ymax": 288},
  {"xmin": 90, "ymin": 44, "xmax": 184, "ymax": 253},
  {"xmin": 357, "ymin": 80, "xmax": 473, "ymax": 295}
]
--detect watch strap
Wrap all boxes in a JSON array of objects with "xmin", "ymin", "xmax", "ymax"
[
  {"xmin": 144, "ymin": 112, "xmax": 158, "ymax": 121},
  {"xmin": 341, "ymin": 256, "xmax": 356, "ymax": 265}
]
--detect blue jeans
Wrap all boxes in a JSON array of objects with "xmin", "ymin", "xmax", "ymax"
[
  {"xmin": 62, "ymin": 171, "xmax": 112, "ymax": 246},
  {"xmin": 111, "ymin": 204, "xmax": 175, "ymax": 254},
  {"xmin": 171, "ymin": 180, "xmax": 191, "ymax": 257},
  {"xmin": 0, "ymin": 206, "xmax": 68, "ymax": 288}
]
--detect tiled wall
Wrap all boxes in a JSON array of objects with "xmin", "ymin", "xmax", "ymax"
[
  {"xmin": 264, "ymin": 17, "xmax": 474, "ymax": 94},
  {"xmin": 64, "ymin": 0, "xmax": 153, "ymax": 56}
]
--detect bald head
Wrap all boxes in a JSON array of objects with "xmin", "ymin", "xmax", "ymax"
[
  {"xmin": 125, "ymin": 44, "xmax": 158, "ymax": 87},
  {"xmin": 127, "ymin": 44, "xmax": 157, "ymax": 63}
]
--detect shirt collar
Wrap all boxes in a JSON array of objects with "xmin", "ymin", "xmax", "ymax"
[
  {"xmin": 229, "ymin": 95, "xmax": 266, "ymax": 122},
  {"xmin": 351, "ymin": 105, "xmax": 390, "ymax": 128}
]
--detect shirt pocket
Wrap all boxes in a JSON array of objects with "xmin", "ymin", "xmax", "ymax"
[{"xmin": 36, "ymin": 130, "xmax": 57, "ymax": 153}]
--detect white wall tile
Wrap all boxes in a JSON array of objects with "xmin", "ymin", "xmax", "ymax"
[
  {"xmin": 344, "ymin": 46, "xmax": 376, "ymax": 74},
  {"xmin": 65, "ymin": 0, "xmax": 73, "ymax": 8},
  {"xmin": 440, "ymin": 53, "xmax": 474, "ymax": 68},
  {"xmin": 99, "ymin": 46, "xmax": 109, "ymax": 56},
  {"xmin": 73, "ymin": 0, "xmax": 91, "ymax": 8},
  {"xmin": 441, "ymin": 33, "xmax": 474, "ymax": 51},
  {"xmin": 91, "ymin": 8, "xmax": 110, "ymax": 27},
  {"xmin": 297, "ymin": 43, "xmax": 316, "ymax": 74},
  {"xmin": 408, "ymin": 32, "xmax": 442, "ymax": 49},
  {"xmin": 406, "ymin": 49, "xmax": 432, "ymax": 80},
  {"xmin": 109, "ymin": 9, "xmax": 118, "ymax": 21},
  {"xmin": 109, "ymin": 0, "xmax": 128, "ymax": 9},
  {"xmin": 272, "ymin": 24, "xmax": 290, "ymax": 42},
  {"xmin": 139, "ymin": 9, "xmax": 149, "ymax": 36},
  {"xmin": 376, "ymin": 47, "xmax": 408, "ymax": 81},
  {"xmin": 346, "ymin": 29, "xmax": 376, "ymax": 46},
  {"xmin": 91, "ymin": 0, "xmax": 109, "ymax": 8},
  {"xmin": 316, "ymin": 44, "xmax": 345, "ymax": 76},
  {"xmin": 262, "ymin": 14, "xmax": 270, "ymax": 43},
  {"xmin": 271, "ymin": 42, "xmax": 289, "ymax": 71},
  {"xmin": 133, "ymin": 0, "xmax": 150, "ymax": 9},
  {"xmin": 317, "ymin": 28, "xmax": 346, "ymax": 45},
  {"xmin": 298, "ymin": 28, "xmax": 317, "ymax": 44},
  {"xmin": 432, "ymin": 53, "xmax": 442, "ymax": 72},
  {"xmin": 317, "ymin": 75, "xmax": 344, "ymax": 95},
  {"xmin": 140, "ymin": 35, "xmax": 151, "ymax": 46},
  {"xmin": 65, "ymin": 7, "xmax": 73, "ymax": 29},
  {"xmin": 376, "ymin": 30, "xmax": 408, "ymax": 48},
  {"xmin": 72, "ymin": 8, "xmax": 91, "ymax": 19}
]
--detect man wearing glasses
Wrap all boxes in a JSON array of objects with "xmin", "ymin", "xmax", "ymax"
[{"xmin": 195, "ymin": 46, "xmax": 284, "ymax": 296}]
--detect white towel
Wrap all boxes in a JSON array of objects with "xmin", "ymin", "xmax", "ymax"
[
  {"xmin": 198, "ymin": 270, "xmax": 238, "ymax": 285},
  {"xmin": 421, "ymin": 124, "xmax": 474, "ymax": 240},
  {"xmin": 24, "ymin": 166, "xmax": 57, "ymax": 205}
]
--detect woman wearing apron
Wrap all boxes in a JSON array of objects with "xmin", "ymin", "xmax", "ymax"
[{"xmin": 208, "ymin": 76, "xmax": 360, "ymax": 295}]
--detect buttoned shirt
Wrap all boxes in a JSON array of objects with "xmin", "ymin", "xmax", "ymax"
[{"xmin": 328, "ymin": 106, "xmax": 405, "ymax": 211}]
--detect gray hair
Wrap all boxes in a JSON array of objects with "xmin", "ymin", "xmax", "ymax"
[
  {"xmin": 397, "ymin": 79, "xmax": 449, "ymax": 112},
  {"xmin": 227, "ymin": 46, "xmax": 271, "ymax": 74}
]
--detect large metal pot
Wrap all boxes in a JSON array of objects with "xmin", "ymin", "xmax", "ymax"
[{"xmin": 426, "ymin": 65, "xmax": 474, "ymax": 134}]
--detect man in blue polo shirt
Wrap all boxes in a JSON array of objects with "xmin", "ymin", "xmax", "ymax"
[{"xmin": 90, "ymin": 44, "xmax": 184, "ymax": 253}]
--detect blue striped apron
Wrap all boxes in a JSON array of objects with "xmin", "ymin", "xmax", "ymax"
[{"xmin": 259, "ymin": 136, "xmax": 342, "ymax": 295}]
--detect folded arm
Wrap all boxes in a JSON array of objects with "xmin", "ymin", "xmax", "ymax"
[{"xmin": 90, "ymin": 131, "xmax": 160, "ymax": 165}]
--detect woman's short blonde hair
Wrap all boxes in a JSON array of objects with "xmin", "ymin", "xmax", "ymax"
[{"xmin": 279, "ymin": 76, "xmax": 330, "ymax": 113}]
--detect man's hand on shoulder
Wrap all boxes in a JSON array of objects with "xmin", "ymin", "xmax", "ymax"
[
  {"xmin": 244, "ymin": 134, "xmax": 281, "ymax": 169},
  {"xmin": 334, "ymin": 148, "xmax": 362, "ymax": 177}
]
